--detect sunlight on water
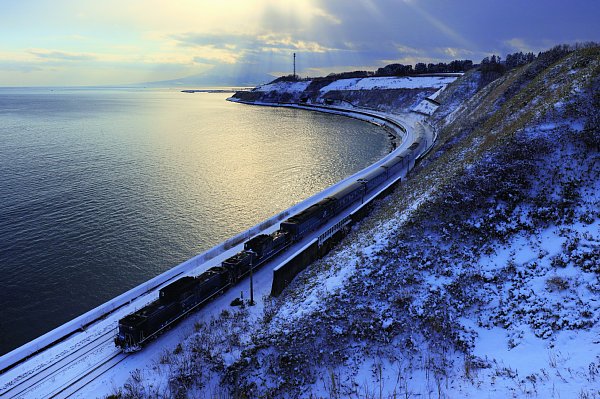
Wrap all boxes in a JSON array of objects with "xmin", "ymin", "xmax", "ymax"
[{"xmin": 0, "ymin": 88, "xmax": 389, "ymax": 354}]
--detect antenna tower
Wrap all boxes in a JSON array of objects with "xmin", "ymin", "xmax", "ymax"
[{"xmin": 293, "ymin": 53, "xmax": 296, "ymax": 79}]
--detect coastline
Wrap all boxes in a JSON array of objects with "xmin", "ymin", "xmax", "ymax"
[{"xmin": 0, "ymin": 101, "xmax": 424, "ymax": 376}]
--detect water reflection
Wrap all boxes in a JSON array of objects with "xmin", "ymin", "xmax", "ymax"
[{"xmin": 0, "ymin": 89, "xmax": 388, "ymax": 354}]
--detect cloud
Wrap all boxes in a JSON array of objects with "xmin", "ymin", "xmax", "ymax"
[
  {"xmin": 258, "ymin": 35, "xmax": 333, "ymax": 53},
  {"xmin": 440, "ymin": 47, "xmax": 474, "ymax": 59},
  {"xmin": 503, "ymin": 38, "xmax": 537, "ymax": 53},
  {"xmin": 171, "ymin": 33, "xmax": 249, "ymax": 49},
  {"xmin": 311, "ymin": 7, "xmax": 342, "ymax": 25},
  {"xmin": 394, "ymin": 44, "xmax": 423, "ymax": 56},
  {"xmin": 0, "ymin": 60, "xmax": 43, "ymax": 73},
  {"xmin": 2, "ymin": 0, "xmax": 600, "ymax": 86},
  {"xmin": 172, "ymin": 32, "xmax": 333, "ymax": 53},
  {"xmin": 190, "ymin": 48, "xmax": 242, "ymax": 64},
  {"xmin": 29, "ymin": 49, "xmax": 96, "ymax": 61}
]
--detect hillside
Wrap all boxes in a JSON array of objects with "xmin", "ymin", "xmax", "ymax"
[
  {"xmin": 231, "ymin": 75, "xmax": 457, "ymax": 114},
  {"xmin": 110, "ymin": 47, "xmax": 599, "ymax": 398}
]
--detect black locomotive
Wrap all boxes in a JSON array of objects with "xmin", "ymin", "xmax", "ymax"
[{"xmin": 115, "ymin": 151, "xmax": 411, "ymax": 351}]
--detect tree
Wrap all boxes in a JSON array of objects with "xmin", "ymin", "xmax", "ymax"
[{"xmin": 414, "ymin": 63, "xmax": 427, "ymax": 74}]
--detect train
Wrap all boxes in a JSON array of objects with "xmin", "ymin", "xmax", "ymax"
[{"xmin": 114, "ymin": 131, "xmax": 419, "ymax": 352}]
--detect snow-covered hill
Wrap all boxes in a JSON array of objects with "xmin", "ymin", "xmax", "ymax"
[
  {"xmin": 231, "ymin": 75, "xmax": 457, "ymax": 114},
  {"xmin": 110, "ymin": 47, "xmax": 599, "ymax": 398}
]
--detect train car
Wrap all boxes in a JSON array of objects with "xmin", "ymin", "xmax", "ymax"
[
  {"xmin": 222, "ymin": 251, "xmax": 255, "ymax": 280},
  {"xmin": 407, "ymin": 141, "xmax": 420, "ymax": 152},
  {"xmin": 329, "ymin": 181, "xmax": 366, "ymax": 214},
  {"xmin": 360, "ymin": 167, "xmax": 388, "ymax": 193},
  {"xmin": 280, "ymin": 197, "xmax": 337, "ymax": 241},
  {"xmin": 270, "ymin": 230, "xmax": 289, "ymax": 252},
  {"xmin": 115, "ymin": 299, "xmax": 180, "ymax": 351},
  {"xmin": 244, "ymin": 230, "xmax": 290, "ymax": 261},
  {"xmin": 244, "ymin": 234, "xmax": 274, "ymax": 258},
  {"xmin": 381, "ymin": 156, "xmax": 405, "ymax": 178},
  {"xmin": 115, "ymin": 267, "xmax": 231, "ymax": 351},
  {"xmin": 159, "ymin": 276, "xmax": 197, "ymax": 304},
  {"xmin": 192, "ymin": 266, "xmax": 230, "ymax": 305}
]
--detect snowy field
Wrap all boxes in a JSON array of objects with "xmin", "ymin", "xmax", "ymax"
[
  {"xmin": 253, "ymin": 75, "xmax": 457, "ymax": 95},
  {"xmin": 319, "ymin": 76, "xmax": 457, "ymax": 92}
]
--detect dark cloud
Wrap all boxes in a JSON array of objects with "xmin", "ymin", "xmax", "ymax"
[
  {"xmin": 315, "ymin": 0, "xmax": 600, "ymax": 59},
  {"xmin": 175, "ymin": 0, "xmax": 600, "ymax": 81}
]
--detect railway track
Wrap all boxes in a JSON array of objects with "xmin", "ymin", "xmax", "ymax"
[
  {"xmin": 0, "ymin": 330, "xmax": 116, "ymax": 398},
  {"xmin": 48, "ymin": 351, "xmax": 127, "ymax": 399}
]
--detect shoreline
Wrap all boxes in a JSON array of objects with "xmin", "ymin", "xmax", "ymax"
[
  {"xmin": 0, "ymin": 101, "xmax": 421, "ymax": 375},
  {"xmin": 227, "ymin": 97, "xmax": 405, "ymax": 152}
]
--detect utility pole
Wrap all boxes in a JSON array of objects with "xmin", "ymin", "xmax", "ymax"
[
  {"xmin": 293, "ymin": 52, "xmax": 296, "ymax": 80},
  {"xmin": 248, "ymin": 250, "xmax": 255, "ymax": 306}
]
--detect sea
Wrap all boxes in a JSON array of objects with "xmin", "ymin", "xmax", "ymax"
[{"xmin": 0, "ymin": 87, "xmax": 389, "ymax": 355}]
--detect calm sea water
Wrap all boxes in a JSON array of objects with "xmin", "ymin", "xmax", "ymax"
[{"xmin": 0, "ymin": 87, "xmax": 388, "ymax": 355}]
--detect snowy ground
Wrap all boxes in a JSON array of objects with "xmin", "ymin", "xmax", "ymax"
[
  {"xmin": 253, "ymin": 80, "xmax": 312, "ymax": 94},
  {"xmin": 319, "ymin": 76, "xmax": 457, "ymax": 92},
  {"xmin": 212, "ymin": 115, "xmax": 599, "ymax": 399},
  {"xmin": 253, "ymin": 76, "xmax": 457, "ymax": 95}
]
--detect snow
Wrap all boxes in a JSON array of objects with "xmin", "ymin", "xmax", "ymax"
[
  {"xmin": 412, "ymin": 98, "xmax": 439, "ymax": 115},
  {"xmin": 250, "ymin": 76, "xmax": 458, "ymax": 97},
  {"xmin": 209, "ymin": 86, "xmax": 600, "ymax": 397},
  {"xmin": 253, "ymin": 80, "xmax": 311, "ymax": 93},
  {"xmin": 320, "ymin": 76, "xmax": 457, "ymax": 92}
]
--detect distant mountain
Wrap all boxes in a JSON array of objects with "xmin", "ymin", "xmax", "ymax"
[{"xmin": 137, "ymin": 66, "xmax": 274, "ymax": 88}]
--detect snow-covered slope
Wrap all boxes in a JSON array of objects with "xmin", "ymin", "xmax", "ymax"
[
  {"xmin": 253, "ymin": 80, "xmax": 312, "ymax": 94},
  {"xmin": 234, "ymin": 75, "xmax": 458, "ymax": 114},
  {"xmin": 110, "ymin": 48, "xmax": 599, "ymax": 398},
  {"xmin": 253, "ymin": 76, "xmax": 456, "ymax": 94},
  {"xmin": 318, "ymin": 76, "xmax": 456, "ymax": 91}
]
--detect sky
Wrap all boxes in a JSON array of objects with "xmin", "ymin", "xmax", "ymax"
[{"xmin": 0, "ymin": 0, "xmax": 598, "ymax": 87}]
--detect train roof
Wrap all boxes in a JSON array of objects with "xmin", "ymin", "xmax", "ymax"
[
  {"xmin": 159, "ymin": 276, "xmax": 196, "ymax": 298},
  {"xmin": 120, "ymin": 300, "xmax": 170, "ymax": 327},
  {"xmin": 244, "ymin": 234, "xmax": 271, "ymax": 250},
  {"xmin": 222, "ymin": 251, "xmax": 252, "ymax": 265},
  {"xmin": 284, "ymin": 198, "xmax": 336, "ymax": 224},
  {"xmin": 196, "ymin": 266, "xmax": 227, "ymax": 283},
  {"xmin": 360, "ymin": 167, "xmax": 387, "ymax": 181},
  {"xmin": 271, "ymin": 229, "xmax": 288, "ymax": 239},
  {"xmin": 328, "ymin": 181, "xmax": 364, "ymax": 201}
]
